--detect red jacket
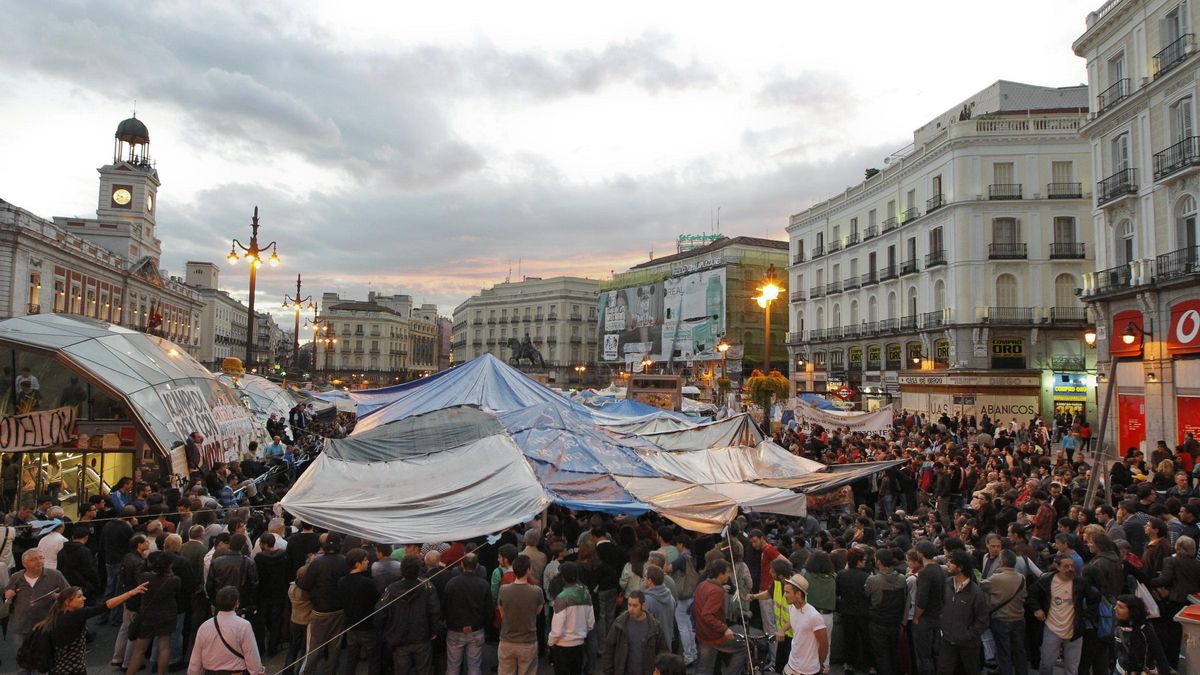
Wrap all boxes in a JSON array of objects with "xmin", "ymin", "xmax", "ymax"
[
  {"xmin": 758, "ymin": 544, "xmax": 781, "ymax": 592},
  {"xmin": 692, "ymin": 579, "xmax": 728, "ymax": 644}
]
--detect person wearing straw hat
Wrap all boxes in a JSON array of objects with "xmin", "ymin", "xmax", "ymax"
[{"xmin": 774, "ymin": 573, "xmax": 828, "ymax": 675}]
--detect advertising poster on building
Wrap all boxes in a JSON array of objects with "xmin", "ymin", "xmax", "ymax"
[
  {"xmin": 1118, "ymin": 394, "xmax": 1146, "ymax": 457},
  {"xmin": 1178, "ymin": 397, "xmax": 1200, "ymax": 445},
  {"xmin": 597, "ymin": 283, "xmax": 664, "ymax": 363},
  {"xmin": 661, "ymin": 268, "xmax": 726, "ymax": 362}
]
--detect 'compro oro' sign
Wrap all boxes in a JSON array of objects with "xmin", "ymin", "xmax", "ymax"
[{"xmin": 0, "ymin": 406, "xmax": 76, "ymax": 453}]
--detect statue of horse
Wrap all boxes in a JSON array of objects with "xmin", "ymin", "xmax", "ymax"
[{"xmin": 506, "ymin": 337, "xmax": 545, "ymax": 368}]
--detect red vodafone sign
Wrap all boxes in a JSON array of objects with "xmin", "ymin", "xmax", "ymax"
[
  {"xmin": 1169, "ymin": 299, "xmax": 1200, "ymax": 355},
  {"xmin": 834, "ymin": 385, "xmax": 856, "ymax": 401}
]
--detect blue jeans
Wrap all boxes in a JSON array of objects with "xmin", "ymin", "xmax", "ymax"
[
  {"xmin": 696, "ymin": 636, "xmax": 746, "ymax": 675},
  {"xmin": 105, "ymin": 562, "xmax": 122, "ymax": 624},
  {"xmin": 1039, "ymin": 627, "xmax": 1081, "ymax": 675},
  {"xmin": 446, "ymin": 629, "xmax": 484, "ymax": 675},
  {"xmin": 990, "ymin": 617, "xmax": 1025, "ymax": 675}
]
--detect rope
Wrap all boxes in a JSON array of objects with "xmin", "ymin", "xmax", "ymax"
[
  {"xmin": 269, "ymin": 538, "xmax": 493, "ymax": 675},
  {"xmin": 7, "ymin": 501, "xmax": 285, "ymax": 530}
]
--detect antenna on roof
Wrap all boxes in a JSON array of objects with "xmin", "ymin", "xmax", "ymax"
[
  {"xmin": 132, "ymin": 99, "xmax": 137, "ymax": 117},
  {"xmin": 717, "ymin": 206, "xmax": 721, "ymax": 234},
  {"xmin": 506, "ymin": 260, "xmax": 511, "ymax": 284}
]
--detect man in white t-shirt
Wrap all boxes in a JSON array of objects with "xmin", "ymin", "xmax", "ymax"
[{"xmin": 774, "ymin": 573, "xmax": 828, "ymax": 675}]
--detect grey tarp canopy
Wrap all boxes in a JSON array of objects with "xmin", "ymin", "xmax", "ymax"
[{"xmin": 636, "ymin": 413, "xmax": 764, "ymax": 450}]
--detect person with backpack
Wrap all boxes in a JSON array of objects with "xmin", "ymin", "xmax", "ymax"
[
  {"xmin": 669, "ymin": 534, "xmax": 699, "ymax": 665},
  {"xmin": 1029, "ymin": 553, "xmax": 1097, "ymax": 675},
  {"xmin": 1114, "ymin": 594, "xmax": 1175, "ymax": 675},
  {"xmin": 21, "ymin": 579, "xmax": 147, "ymax": 675}
]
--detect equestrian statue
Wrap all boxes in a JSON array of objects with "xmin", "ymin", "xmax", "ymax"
[{"xmin": 507, "ymin": 335, "xmax": 546, "ymax": 368}]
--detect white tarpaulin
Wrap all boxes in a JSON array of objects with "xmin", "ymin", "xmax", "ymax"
[
  {"xmin": 637, "ymin": 414, "xmax": 764, "ymax": 450},
  {"xmin": 638, "ymin": 442, "xmax": 823, "ymax": 488},
  {"xmin": 707, "ymin": 483, "xmax": 807, "ymax": 517},
  {"xmin": 597, "ymin": 414, "xmax": 696, "ymax": 435},
  {"xmin": 794, "ymin": 403, "xmax": 894, "ymax": 434},
  {"xmin": 613, "ymin": 476, "xmax": 739, "ymax": 533},
  {"xmin": 281, "ymin": 433, "xmax": 549, "ymax": 543}
]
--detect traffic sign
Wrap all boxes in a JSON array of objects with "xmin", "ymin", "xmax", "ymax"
[{"xmin": 834, "ymin": 385, "xmax": 856, "ymax": 401}]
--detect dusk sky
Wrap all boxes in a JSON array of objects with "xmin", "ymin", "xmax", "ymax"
[{"xmin": 0, "ymin": 0, "xmax": 1098, "ymax": 325}]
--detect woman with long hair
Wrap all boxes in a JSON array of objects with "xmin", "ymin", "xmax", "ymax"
[
  {"xmin": 37, "ymin": 581, "xmax": 146, "ymax": 675},
  {"xmin": 124, "ymin": 552, "xmax": 180, "ymax": 675}
]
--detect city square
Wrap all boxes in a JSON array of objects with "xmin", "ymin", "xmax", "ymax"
[{"xmin": 1, "ymin": 1, "xmax": 1199, "ymax": 674}]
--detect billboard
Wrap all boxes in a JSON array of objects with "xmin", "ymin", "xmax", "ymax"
[{"xmin": 598, "ymin": 268, "xmax": 726, "ymax": 365}]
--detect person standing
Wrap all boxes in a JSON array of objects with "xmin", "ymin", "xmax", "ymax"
[
  {"xmin": 377, "ymin": 554, "xmax": 441, "ymax": 675},
  {"xmin": 938, "ymin": 550, "xmax": 989, "ymax": 675},
  {"xmin": 641, "ymin": 564, "xmax": 676, "ymax": 653},
  {"xmin": 188, "ymin": 586, "xmax": 265, "ymax": 675},
  {"xmin": 911, "ymin": 540, "xmax": 945, "ymax": 674},
  {"xmin": 774, "ymin": 574, "xmax": 828, "ymax": 675},
  {"xmin": 980, "ymin": 550, "xmax": 1027, "ymax": 675},
  {"xmin": 444, "ymin": 554, "xmax": 492, "ymax": 675},
  {"xmin": 835, "ymin": 547, "xmax": 872, "ymax": 675},
  {"xmin": 864, "ymin": 549, "xmax": 908, "ymax": 675},
  {"xmin": 498, "ymin": 555, "xmax": 544, "ymax": 675},
  {"xmin": 283, "ymin": 566, "xmax": 313, "ymax": 675},
  {"xmin": 692, "ymin": 560, "xmax": 746, "ymax": 675},
  {"xmin": 549, "ymin": 561, "xmax": 595, "ymax": 675},
  {"xmin": 601, "ymin": 590, "xmax": 667, "ymax": 675},
  {"xmin": 748, "ymin": 529, "xmax": 781, "ymax": 639},
  {"xmin": 1030, "ymin": 554, "xmax": 1092, "ymax": 675},
  {"xmin": 337, "ymin": 548, "xmax": 381, "ymax": 675},
  {"xmin": 254, "ymin": 533, "xmax": 291, "ymax": 657},
  {"xmin": 5, "ymin": 549, "xmax": 69, "ymax": 675},
  {"xmin": 125, "ymin": 552, "xmax": 181, "ymax": 675},
  {"xmin": 297, "ymin": 534, "xmax": 349, "ymax": 675}
]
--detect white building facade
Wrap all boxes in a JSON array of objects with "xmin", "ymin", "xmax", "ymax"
[
  {"xmin": 1075, "ymin": 0, "xmax": 1200, "ymax": 454},
  {"xmin": 186, "ymin": 262, "xmax": 249, "ymax": 369},
  {"xmin": 787, "ymin": 81, "xmax": 1098, "ymax": 420}
]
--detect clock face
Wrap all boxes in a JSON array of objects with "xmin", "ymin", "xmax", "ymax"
[
  {"xmin": 146, "ymin": 193, "xmax": 154, "ymax": 212},
  {"xmin": 112, "ymin": 188, "xmax": 132, "ymax": 206}
]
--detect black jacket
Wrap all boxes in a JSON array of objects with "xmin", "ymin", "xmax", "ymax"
[
  {"xmin": 1027, "ymin": 572, "xmax": 1097, "ymax": 641},
  {"xmin": 940, "ymin": 577, "xmax": 989, "ymax": 645},
  {"xmin": 119, "ymin": 550, "xmax": 146, "ymax": 592},
  {"xmin": 338, "ymin": 572, "xmax": 381, "ymax": 633},
  {"xmin": 601, "ymin": 612, "xmax": 667, "ymax": 675},
  {"xmin": 834, "ymin": 567, "xmax": 870, "ymax": 617},
  {"xmin": 287, "ymin": 532, "xmax": 321, "ymax": 575},
  {"xmin": 101, "ymin": 519, "xmax": 134, "ymax": 566},
  {"xmin": 58, "ymin": 541, "xmax": 100, "ymax": 596},
  {"xmin": 254, "ymin": 549, "xmax": 291, "ymax": 604},
  {"xmin": 376, "ymin": 578, "xmax": 442, "ymax": 648},
  {"xmin": 442, "ymin": 571, "xmax": 491, "ymax": 631},
  {"xmin": 207, "ymin": 550, "xmax": 258, "ymax": 607},
  {"xmin": 296, "ymin": 552, "xmax": 349, "ymax": 612}
]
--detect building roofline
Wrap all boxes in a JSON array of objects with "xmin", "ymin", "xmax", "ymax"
[{"xmin": 628, "ymin": 235, "xmax": 787, "ymax": 270}]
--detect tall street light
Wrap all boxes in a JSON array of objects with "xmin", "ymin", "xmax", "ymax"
[
  {"xmin": 227, "ymin": 207, "xmax": 280, "ymax": 367},
  {"xmin": 282, "ymin": 274, "xmax": 314, "ymax": 372},
  {"xmin": 717, "ymin": 339, "xmax": 730, "ymax": 378},
  {"xmin": 754, "ymin": 264, "xmax": 781, "ymax": 372},
  {"xmin": 303, "ymin": 303, "xmax": 322, "ymax": 373}
]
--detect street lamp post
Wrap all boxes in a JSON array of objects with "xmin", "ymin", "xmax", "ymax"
[
  {"xmin": 303, "ymin": 304, "xmax": 322, "ymax": 373},
  {"xmin": 717, "ymin": 339, "xmax": 730, "ymax": 378},
  {"xmin": 227, "ymin": 207, "xmax": 280, "ymax": 368},
  {"xmin": 754, "ymin": 264, "xmax": 781, "ymax": 372},
  {"xmin": 574, "ymin": 364, "xmax": 586, "ymax": 385},
  {"xmin": 282, "ymin": 274, "xmax": 314, "ymax": 373}
]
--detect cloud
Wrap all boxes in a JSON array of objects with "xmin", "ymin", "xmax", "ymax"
[{"xmin": 756, "ymin": 70, "xmax": 855, "ymax": 118}]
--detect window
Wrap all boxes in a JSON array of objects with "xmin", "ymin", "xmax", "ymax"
[
  {"xmin": 906, "ymin": 189, "xmax": 916, "ymax": 210},
  {"xmin": 887, "ymin": 200, "xmax": 896, "ymax": 219},
  {"xmin": 795, "ymin": 310, "xmax": 805, "ymax": 333},
  {"xmin": 929, "ymin": 226, "xmax": 944, "ymax": 254},
  {"xmin": 850, "ymin": 218, "xmax": 858, "ymax": 236},
  {"xmin": 816, "ymin": 231, "xmax": 824, "ymax": 248},
  {"xmin": 886, "ymin": 245, "xmax": 896, "ymax": 267},
  {"xmin": 850, "ymin": 300, "xmax": 859, "ymax": 324},
  {"xmin": 1164, "ymin": 5, "xmax": 1185, "ymax": 47},
  {"xmin": 27, "ymin": 273, "xmax": 40, "ymax": 311},
  {"xmin": 1054, "ymin": 274, "xmax": 1077, "ymax": 308},
  {"xmin": 932, "ymin": 175, "xmax": 942, "ymax": 197},
  {"xmin": 816, "ymin": 306, "xmax": 825, "ymax": 330},
  {"xmin": 993, "ymin": 162, "xmax": 1014, "ymax": 185},
  {"xmin": 815, "ymin": 268, "xmax": 824, "ymax": 287},
  {"xmin": 832, "ymin": 304, "xmax": 841, "ymax": 327},
  {"xmin": 832, "ymin": 225, "xmax": 840, "ymax": 243},
  {"xmin": 1171, "ymin": 96, "xmax": 1194, "ymax": 142},
  {"xmin": 887, "ymin": 292, "xmax": 897, "ymax": 320},
  {"xmin": 906, "ymin": 237, "xmax": 917, "ymax": 261},
  {"xmin": 832, "ymin": 263, "xmax": 840, "ymax": 283},
  {"xmin": 1054, "ymin": 217, "xmax": 1077, "ymax": 243},
  {"xmin": 1112, "ymin": 133, "xmax": 1131, "ymax": 173},
  {"xmin": 849, "ymin": 258, "xmax": 858, "ymax": 278},
  {"xmin": 1052, "ymin": 161, "xmax": 1074, "ymax": 185},
  {"xmin": 907, "ymin": 287, "xmax": 918, "ymax": 317},
  {"xmin": 934, "ymin": 280, "xmax": 946, "ymax": 311},
  {"xmin": 868, "ymin": 296, "xmax": 878, "ymax": 322},
  {"xmin": 995, "ymin": 273, "xmax": 1018, "ymax": 306},
  {"xmin": 1118, "ymin": 219, "xmax": 1136, "ymax": 264},
  {"xmin": 1177, "ymin": 195, "xmax": 1198, "ymax": 250},
  {"xmin": 868, "ymin": 209, "xmax": 877, "ymax": 229},
  {"xmin": 993, "ymin": 218, "xmax": 1020, "ymax": 245},
  {"xmin": 1108, "ymin": 53, "xmax": 1125, "ymax": 90}
]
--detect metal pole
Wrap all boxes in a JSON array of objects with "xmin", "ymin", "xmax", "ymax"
[
  {"xmin": 292, "ymin": 274, "xmax": 302, "ymax": 369},
  {"xmin": 246, "ymin": 258, "xmax": 257, "ymax": 367},
  {"xmin": 1084, "ymin": 358, "xmax": 1120, "ymax": 509}
]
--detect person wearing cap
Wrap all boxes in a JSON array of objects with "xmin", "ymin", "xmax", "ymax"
[
  {"xmin": 863, "ymin": 549, "xmax": 907, "ymax": 675},
  {"xmin": 773, "ymin": 573, "xmax": 828, "ymax": 675}
]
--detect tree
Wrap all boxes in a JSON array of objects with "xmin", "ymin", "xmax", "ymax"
[{"xmin": 744, "ymin": 369, "xmax": 789, "ymax": 433}]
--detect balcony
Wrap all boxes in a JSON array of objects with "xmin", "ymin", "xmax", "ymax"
[
  {"xmin": 879, "ymin": 265, "xmax": 898, "ymax": 281},
  {"xmin": 827, "ymin": 239, "xmax": 842, "ymax": 253},
  {"xmin": 809, "ymin": 285, "xmax": 824, "ymax": 299},
  {"xmin": 1049, "ymin": 307, "xmax": 1088, "ymax": 323},
  {"xmin": 860, "ymin": 270, "xmax": 878, "ymax": 286},
  {"xmin": 535, "ymin": 315, "xmax": 544, "ymax": 322},
  {"xmin": 1048, "ymin": 182, "xmax": 1083, "ymax": 199},
  {"xmin": 827, "ymin": 327, "xmax": 844, "ymax": 340},
  {"xmin": 1097, "ymin": 168, "xmax": 1138, "ymax": 206},
  {"xmin": 861, "ymin": 321, "xmax": 878, "ymax": 336},
  {"xmin": 1156, "ymin": 245, "xmax": 1200, "ymax": 281},
  {"xmin": 899, "ymin": 258, "xmax": 919, "ymax": 276},
  {"xmin": 842, "ymin": 277, "xmax": 860, "ymax": 291},
  {"xmin": 1154, "ymin": 136, "xmax": 1200, "ymax": 180},
  {"xmin": 1154, "ymin": 33, "xmax": 1194, "ymax": 78},
  {"xmin": 899, "ymin": 316, "xmax": 917, "ymax": 331},
  {"xmin": 1097, "ymin": 78, "xmax": 1130, "ymax": 115},
  {"xmin": 926, "ymin": 194, "xmax": 947, "ymax": 212},
  {"xmin": 902, "ymin": 207, "xmax": 920, "ymax": 223},
  {"xmin": 864, "ymin": 225, "xmax": 878, "ymax": 240},
  {"xmin": 846, "ymin": 232, "xmax": 859, "ymax": 247},
  {"xmin": 26, "ymin": 303, "xmax": 39, "ymax": 315},
  {"xmin": 825, "ymin": 281, "xmax": 842, "ymax": 295},
  {"xmin": 843, "ymin": 325, "xmax": 860, "ymax": 339},
  {"xmin": 1049, "ymin": 242, "xmax": 1086, "ymax": 259},
  {"xmin": 877, "ymin": 318, "xmax": 898, "ymax": 332},
  {"xmin": 787, "ymin": 331, "xmax": 805, "ymax": 345},
  {"xmin": 925, "ymin": 250, "xmax": 947, "ymax": 268},
  {"xmin": 486, "ymin": 318, "xmax": 496, "ymax": 325},
  {"xmin": 984, "ymin": 306, "xmax": 1034, "ymax": 324},
  {"xmin": 472, "ymin": 319, "xmax": 483, "ymax": 326},
  {"xmin": 812, "ymin": 245, "xmax": 825, "ymax": 258},
  {"xmin": 569, "ymin": 313, "xmax": 582, "ymax": 321},
  {"xmin": 546, "ymin": 335, "xmax": 557, "ymax": 343},
  {"xmin": 989, "ymin": 242, "xmax": 1028, "ymax": 259},
  {"xmin": 1093, "ymin": 263, "xmax": 1132, "ymax": 293},
  {"xmin": 790, "ymin": 289, "xmax": 806, "ymax": 302},
  {"xmin": 569, "ymin": 335, "xmax": 582, "ymax": 343},
  {"xmin": 497, "ymin": 317, "xmax": 508, "ymax": 324},
  {"xmin": 988, "ymin": 184, "xmax": 1023, "ymax": 200},
  {"xmin": 920, "ymin": 310, "xmax": 947, "ymax": 329},
  {"xmin": 882, "ymin": 217, "xmax": 899, "ymax": 233},
  {"xmin": 548, "ymin": 313, "xmax": 558, "ymax": 321},
  {"xmin": 792, "ymin": 253, "xmax": 805, "ymax": 265},
  {"xmin": 1051, "ymin": 355, "xmax": 1087, "ymax": 371},
  {"xmin": 808, "ymin": 328, "xmax": 827, "ymax": 341}
]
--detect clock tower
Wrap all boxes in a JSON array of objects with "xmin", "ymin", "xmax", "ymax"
[{"xmin": 93, "ymin": 116, "xmax": 162, "ymax": 263}]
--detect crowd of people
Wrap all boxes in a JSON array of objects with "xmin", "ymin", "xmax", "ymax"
[{"xmin": 0, "ymin": 405, "xmax": 1198, "ymax": 675}]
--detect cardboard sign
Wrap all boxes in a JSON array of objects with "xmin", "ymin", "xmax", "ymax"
[{"xmin": 0, "ymin": 406, "xmax": 76, "ymax": 452}]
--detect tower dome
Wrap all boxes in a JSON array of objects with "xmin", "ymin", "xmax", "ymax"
[
  {"xmin": 113, "ymin": 115, "xmax": 151, "ymax": 165},
  {"xmin": 115, "ymin": 116, "xmax": 150, "ymax": 144}
]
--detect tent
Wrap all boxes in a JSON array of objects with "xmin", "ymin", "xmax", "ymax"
[
  {"xmin": 351, "ymin": 354, "xmax": 576, "ymax": 434},
  {"xmin": 282, "ymin": 407, "xmax": 549, "ymax": 543},
  {"xmin": 637, "ymin": 413, "xmax": 764, "ymax": 450},
  {"xmin": 781, "ymin": 459, "xmax": 908, "ymax": 494},
  {"xmin": 214, "ymin": 373, "xmax": 298, "ymax": 428}
]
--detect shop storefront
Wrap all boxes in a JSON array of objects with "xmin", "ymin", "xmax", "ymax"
[
  {"xmin": 899, "ymin": 371, "xmax": 1041, "ymax": 420},
  {"xmin": 1050, "ymin": 372, "xmax": 1090, "ymax": 419}
]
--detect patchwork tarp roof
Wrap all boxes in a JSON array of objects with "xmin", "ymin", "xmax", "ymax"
[
  {"xmin": 215, "ymin": 373, "xmax": 298, "ymax": 427},
  {"xmin": 637, "ymin": 414, "xmax": 764, "ymax": 450},
  {"xmin": 282, "ymin": 407, "xmax": 549, "ymax": 543},
  {"xmin": 352, "ymin": 354, "xmax": 575, "ymax": 433},
  {"xmin": 0, "ymin": 314, "xmax": 261, "ymax": 460}
]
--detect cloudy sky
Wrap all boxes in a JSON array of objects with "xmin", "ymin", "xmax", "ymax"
[{"xmin": 0, "ymin": 0, "xmax": 1098, "ymax": 324}]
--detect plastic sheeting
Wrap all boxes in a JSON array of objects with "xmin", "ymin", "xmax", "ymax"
[
  {"xmin": 500, "ymin": 405, "xmax": 660, "ymax": 478},
  {"xmin": 281, "ymin": 432, "xmax": 550, "ymax": 543},
  {"xmin": 596, "ymin": 414, "xmax": 697, "ymax": 435},
  {"xmin": 613, "ymin": 476, "xmax": 739, "ymax": 533},
  {"xmin": 325, "ymin": 407, "xmax": 505, "ymax": 460},
  {"xmin": 352, "ymin": 354, "xmax": 575, "ymax": 433},
  {"xmin": 637, "ymin": 442, "xmax": 824, "ymax": 488},
  {"xmin": 215, "ymin": 373, "xmax": 298, "ymax": 427},
  {"xmin": 706, "ymin": 483, "xmax": 807, "ymax": 517},
  {"xmin": 782, "ymin": 459, "xmax": 907, "ymax": 494},
  {"xmin": 637, "ymin": 414, "xmax": 764, "ymax": 450}
]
